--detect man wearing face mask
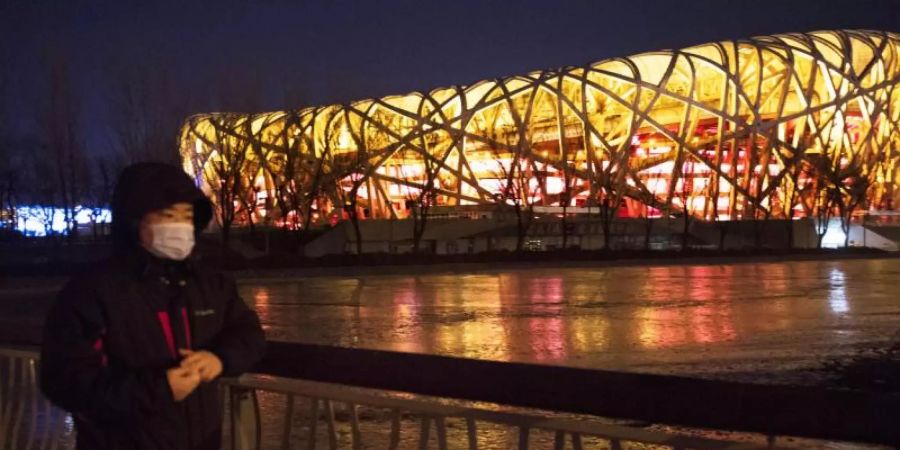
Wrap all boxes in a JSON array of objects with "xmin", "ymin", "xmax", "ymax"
[{"xmin": 40, "ymin": 162, "xmax": 266, "ymax": 450}]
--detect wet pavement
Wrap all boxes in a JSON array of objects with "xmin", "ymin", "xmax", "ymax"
[
  {"xmin": 2, "ymin": 257, "xmax": 899, "ymax": 382},
  {"xmin": 3, "ymin": 257, "xmax": 899, "ymax": 449},
  {"xmin": 241, "ymin": 258, "xmax": 900, "ymax": 383},
  {"xmin": 232, "ymin": 258, "xmax": 899, "ymax": 449}
]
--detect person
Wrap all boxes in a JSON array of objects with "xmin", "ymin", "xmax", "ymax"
[{"xmin": 40, "ymin": 162, "xmax": 266, "ymax": 450}]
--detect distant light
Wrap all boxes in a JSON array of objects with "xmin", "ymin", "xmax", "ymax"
[
  {"xmin": 820, "ymin": 219, "xmax": 847, "ymax": 248},
  {"xmin": 14, "ymin": 206, "xmax": 111, "ymax": 237}
]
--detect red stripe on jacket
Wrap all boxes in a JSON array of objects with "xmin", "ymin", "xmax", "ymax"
[
  {"xmin": 92, "ymin": 332, "xmax": 108, "ymax": 366},
  {"xmin": 156, "ymin": 312, "xmax": 177, "ymax": 358},
  {"xmin": 180, "ymin": 307, "xmax": 192, "ymax": 350},
  {"xmin": 156, "ymin": 309, "xmax": 193, "ymax": 359}
]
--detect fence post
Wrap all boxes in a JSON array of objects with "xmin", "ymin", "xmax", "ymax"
[{"xmin": 230, "ymin": 385, "xmax": 261, "ymax": 450}]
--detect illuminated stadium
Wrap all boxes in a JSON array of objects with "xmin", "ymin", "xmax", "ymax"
[{"xmin": 179, "ymin": 30, "xmax": 900, "ymax": 235}]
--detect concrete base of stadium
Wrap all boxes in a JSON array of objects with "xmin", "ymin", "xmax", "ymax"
[{"xmin": 302, "ymin": 217, "xmax": 900, "ymax": 257}]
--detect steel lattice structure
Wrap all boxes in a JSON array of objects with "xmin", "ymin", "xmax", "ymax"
[{"xmin": 180, "ymin": 29, "xmax": 900, "ymax": 228}]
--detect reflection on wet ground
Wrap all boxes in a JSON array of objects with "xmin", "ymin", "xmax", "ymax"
[
  {"xmin": 3, "ymin": 258, "xmax": 897, "ymax": 449},
  {"xmin": 242, "ymin": 258, "xmax": 900, "ymax": 382},
  {"xmin": 237, "ymin": 259, "xmax": 898, "ymax": 448}
]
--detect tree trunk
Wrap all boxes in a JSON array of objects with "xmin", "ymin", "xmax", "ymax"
[
  {"xmin": 842, "ymin": 219, "xmax": 851, "ymax": 247},
  {"xmin": 816, "ymin": 224, "xmax": 827, "ymax": 249},
  {"xmin": 815, "ymin": 207, "xmax": 830, "ymax": 249},
  {"xmin": 2, "ymin": 175, "xmax": 14, "ymax": 232},
  {"xmin": 412, "ymin": 210, "xmax": 427, "ymax": 253},
  {"xmin": 643, "ymin": 217, "xmax": 652, "ymax": 251},
  {"xmin": 65, "ymin": 204, "xmax": 77, "ymax": 243},
  {"xmin": 600, "ymin": 200, "xmax": 612, "ymax": 250},
  {"xmin": 602, "ymin": 218, "xmax": 611, "ymax": 251},
  {"xmin": 92, "ymin": 213, "xmax": 99, "ymax": 240},
  {"xmin": 350, "ymin": 209, "xmax": 363, "ymax": 255},
  {"xmin": 718, "ymin": 222, "xmax": 727, "ymax": 251},
  {"xmin": 246, "ymin": 207, "xmax": 256, "ymax": 236},
  {"xmin": 752, "ymin": 216, "xmax": 762, "ymax": 249},
  {"xmin": 515, "ymin": 205, "xmax": 526, "ymax": 252},
  {"xmin": 785, "ymin": 212, "xmax": 794, "ymax": 249}
]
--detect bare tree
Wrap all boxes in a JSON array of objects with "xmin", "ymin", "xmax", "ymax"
[
  {"xmin": 596, "ymin": 174, "xmax": 625, "ymax": 251},
  {"xmin": 0, "ymin": 49, "xmax": 12, "ymax": 234},
  {"xmin": 266, "ymin": 86, "xmax": 332, "ymax": 245},
  {"xmin": 558, "ymin": 167, "xmax": 576, "ymax": 250},
  {"xmin": 809, "ymin": 154, "xmax": 841, "ymax": 248},
  {"xmin": 323, "ymin": 109, "xmax": 368, "ymax": 255},
  {"xmin": 491, "ymin": 134, "xmax": 543, "ymax": 252},
  {"xmin": 332, "ymin": 169, "xmax": 366, "ymax": 255},
  {"xmin": 297, "ymin": 147, "xmax": 328, "ymax": 235},
  {"xmin": 206, "ymin": 115, "xmax": 251, "ymax": 248},
  {"xmin": 105, "ymin": 60, "xmax": 194, "ymax": 165},
  {"xmin": 673, "ymin": 158, "xmax": 701, "ymax": 251},
  {"xmin": 552, "ymin": 125, "xmax": 583, "ymax": 250},
  {"xmin": 407, "ymin": 129, "xmax": 455, "ymax": 253},
  {"xmin": 235, "ymin": 116, "xmax": 274, "ymax": 239},
  {"xmin": 0, "ymin": 142, "xmax": 15, "ymax": 234},
  {"xmin": 268, "ymin": 111, "xmax": 304, "ymax": 231},
  {"xmin": 584, "ymin": 131, "xmax": 631, "ymax": 251},
  {"xmin": 237, "ymin": 182, "xmax": 261, "ymax": 236},
  {"xmin": 44, "ymin": 53, "xmax": 89, "ymax": 242},
  {"xmin": 837, "ymin": 159, "xmax": 872, "ymax": 247},
  {"xmin": 19, "ymin": 142, "xmax": 60, "ymax": 237},
  {"xmin": 741, "ymin": 138, "xmax": 782, "ymax": 250},
  {"xmin": 0, "ymin": 169, "xmax": 15, "ymax": 233},
  {"xmin": 642, "ymin": 204, "xmax": 655, "ymax": 251},
  {"xmin": 265, "ymin": 108, "xmax": 333, "ymax": 252},
  {"xmin": 403, "ymin": 154, "xmax": 439, "ymax": 254},
  {"xmin": 806, "ymin": 146, "xmax": 873, "ymax": 249},
  {"xmin": 0, "ymin": 136, "xmax": 27, "ymax": 234},
  {"xmin": 88, "ymin": 160, "xmax": 115, "ymax": 239},
  {"xmin": 197, "ymin": 72, "xmax": 267, "ymax": 250},
  {"xmin": 776, "ymin": 139, "xmax": 811, "ymax": 249},
  {"xmin": 551, "ymin": 88, "xmax": 579, "ymax": 251}
]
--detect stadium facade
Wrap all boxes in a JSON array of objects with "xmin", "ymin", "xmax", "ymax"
[{"xmin": 180, "ymin": 30, "xmax": 900, "ymax": 231}]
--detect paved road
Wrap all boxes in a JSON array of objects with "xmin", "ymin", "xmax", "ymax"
[
  {"xmin": 3, "ymin": 258, "xmax": 898, "ymax": 448},
  {"xmin": 3, "ymin": 258, "xmax": 899, "ymax": 383}
]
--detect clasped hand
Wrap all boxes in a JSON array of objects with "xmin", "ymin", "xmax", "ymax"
[{"xmin": 166, "ymin": 349, "xmax": 223, "ymax": 402}]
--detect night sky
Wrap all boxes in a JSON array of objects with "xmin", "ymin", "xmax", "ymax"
[{"xmin": 1, "ymin": 0, "xmax": 898, "ymax": 159}]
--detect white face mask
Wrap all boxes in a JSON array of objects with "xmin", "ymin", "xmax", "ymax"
[{"xmin": 145, "ymin": 222, "xmax": 195, "ymax": 261}]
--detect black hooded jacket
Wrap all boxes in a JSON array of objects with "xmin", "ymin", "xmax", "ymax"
[{"xmin": 40, "ymin": 163, "xmax": 266, "ymax": 450}]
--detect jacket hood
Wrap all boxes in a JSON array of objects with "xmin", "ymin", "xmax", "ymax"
[{"xmin": 111, "ymin": 162, "xmax": 213, "ymax": 252}]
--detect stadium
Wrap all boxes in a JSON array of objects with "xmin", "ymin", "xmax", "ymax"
[{"xmin": 179, "ymin": 29, "xmax": 900, "ymax": 250}]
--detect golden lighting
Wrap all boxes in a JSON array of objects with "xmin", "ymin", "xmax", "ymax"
[{"xmin": 180, "ymin": 30, "xmax": 900, "ymax": 225}]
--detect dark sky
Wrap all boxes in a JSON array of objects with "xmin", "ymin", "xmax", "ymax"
[{"xmin": 1, "ymin": 0, "xmax": 898, "ymax": 157}]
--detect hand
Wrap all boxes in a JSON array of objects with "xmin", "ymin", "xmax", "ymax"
[
  {"xmin": 166, "ymin": 366, "xmax": 201, "ymax": 402},
  {"xmin": 178, "ymin": 349, "xmax": 224, "ymax": 382}
]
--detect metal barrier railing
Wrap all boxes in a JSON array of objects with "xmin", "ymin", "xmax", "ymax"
[
  {"xmin": 0, "ymin": 347, "xmax": 71, "ymax": 450},
  {"xmin": 2, "ymin": 346, "xmax": 771, "ymax": 450},
  {"xmin": 222, "ymin": 374, "xmax": 768, "ymax": 450},
  {"xmin": 259, "ymin": 341, "xmax": 900, "ymax": 446}
]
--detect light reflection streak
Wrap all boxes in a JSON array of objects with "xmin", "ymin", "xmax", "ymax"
[
  {"xmin": 251, "ymin": 287, "xmax": 271, "ymax": 329},
  {"xmin": 526, "ymin": 276, "xmax": 566, "ymax": 361},
  {"xmin": 828, "ymin": 267, "xmax": 850, "ymax": 314},
  {"xmin": 392, "ymin": 279, "xmax": 426, "ymax": 353},
  {"xmin": 432, "ymin": 276, "xmax": 509, "ymax": 361},
  {"xmin": 636, "ymin": 266, "xmax": 737, "ymax": 349},
  {"xmin": 239, "ymin": 261, "xmax": 864, "ymax": 368}
]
